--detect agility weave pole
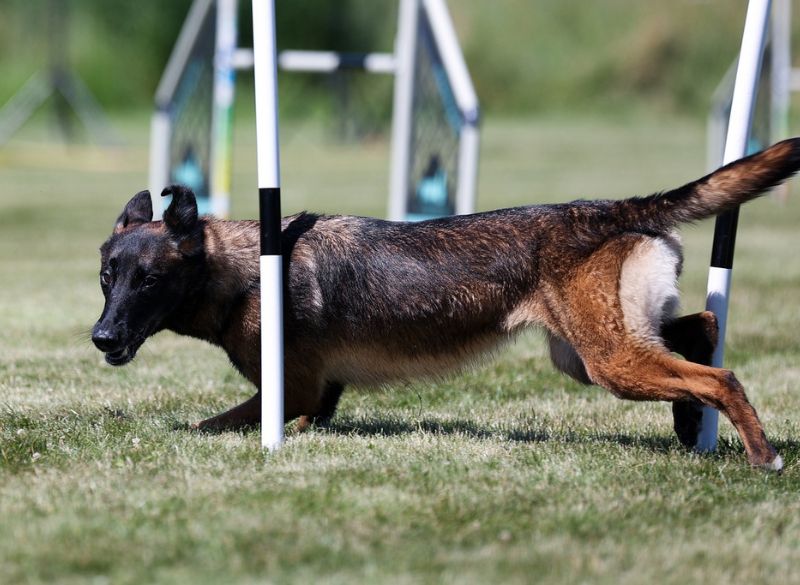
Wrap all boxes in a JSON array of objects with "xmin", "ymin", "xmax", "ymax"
[
  {"xmin": 252, "ymin": 0, "xmax": 284, "ymax": 450},
  {"xmin": 697, "ymin": 0, "xmax": 772, "ymax": 451}
]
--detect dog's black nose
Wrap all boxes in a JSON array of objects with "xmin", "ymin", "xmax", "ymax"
[{"xmin": 92, "ymin": 328, "xmax": 120, "ymax": 352}]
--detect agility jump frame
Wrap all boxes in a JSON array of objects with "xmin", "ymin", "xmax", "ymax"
[{"xmin": 150, "ymin": 0, "xmax": 480, "ymax": 225}]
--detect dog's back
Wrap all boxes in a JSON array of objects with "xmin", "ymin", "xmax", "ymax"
[{"xmin": 287, "ymin": 139, "xmax": 800, "ymax": 376}]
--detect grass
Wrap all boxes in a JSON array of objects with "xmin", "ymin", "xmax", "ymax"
[{"xmin": 2, "ymin": 111, "xmax": 800, "ymax": 584}]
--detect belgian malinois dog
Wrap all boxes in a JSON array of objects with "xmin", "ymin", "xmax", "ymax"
[{"xmin": 93, "ymin": 139, "xmax": 800, "ymax": 470}]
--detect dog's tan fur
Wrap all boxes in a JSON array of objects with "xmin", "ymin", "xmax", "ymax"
[{"xmin": 93, "ymin": 140, "xmax": 800, "ymax": 470}]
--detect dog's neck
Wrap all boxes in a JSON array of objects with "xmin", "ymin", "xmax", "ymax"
[{"xmin": 166, "ymin": 219, "xmax": 261, "ymax": 372}]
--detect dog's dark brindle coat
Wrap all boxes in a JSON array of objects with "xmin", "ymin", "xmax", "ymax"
[{"xmin": 93, "ymin": 139, "xmax": 800, "ymax": 470}]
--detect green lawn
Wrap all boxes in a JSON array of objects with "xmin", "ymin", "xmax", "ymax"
[{"xmin": 1, "ymin": 113, "xmax": 800, "ymax": 584}]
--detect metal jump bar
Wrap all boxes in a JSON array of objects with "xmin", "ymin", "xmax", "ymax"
[{"xmin": 231, "ymin": 49, "xmax": 396, "ymax": 74}]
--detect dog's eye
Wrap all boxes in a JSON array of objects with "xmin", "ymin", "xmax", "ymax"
[
  {"xmin": 100, "ymin": 272, "xmax": 112, "ymax": 286},
  {"xmin": 142, "ymin": 275, "xmax": 159, "ymax": 288}
]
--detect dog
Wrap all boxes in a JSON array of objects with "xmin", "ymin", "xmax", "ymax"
[{"xmin": 92, "ymin": 139, "xmax": 800, "ymax": 470}]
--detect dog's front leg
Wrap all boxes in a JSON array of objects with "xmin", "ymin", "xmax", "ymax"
[
  {"xmin": 296, "ymin": 381, "xmax": 345, "ymax": 432},
  {"xmin": 192, "ymin": 391, "xmax": 261, "ymax": 432}
]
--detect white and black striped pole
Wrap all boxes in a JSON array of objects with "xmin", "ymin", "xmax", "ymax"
[
  {"xmin": 697, "ymin": 0, "xmax": 771, "ymax": 451},
  {"xmin": 252, "ymin": 0, "xmax": 284, "ymax": 451}
]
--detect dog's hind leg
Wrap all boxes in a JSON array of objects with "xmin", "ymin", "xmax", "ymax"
[
  {"xmin": 193, "ymin": 390, "xmax": 261, "ymax": 432},
  {"xmin": 660, "ymin": 311, "xmax": 719, "ymax": 448},
  {"xmin": 559, "ymin": 234, "xmax": 779, "ymax": 468},
  {"xmin": 194, "ymin": 358, "xmax": 325, "ymax": 432},
  {"xmin": 585, "ymin": 348, "xmax": 781, "ymax": 470}
]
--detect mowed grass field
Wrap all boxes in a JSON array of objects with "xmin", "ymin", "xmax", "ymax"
[{"xmin": 1, "ymin": 113, "xmax": 800, "ymax": 584}]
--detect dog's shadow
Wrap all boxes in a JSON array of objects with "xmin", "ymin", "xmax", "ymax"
[
  {"xmin": 175, "ymin": 413, "xmax": 800, "ymax": 460},
  {"xmin": 319, "ymin": 415, "xmax": 678, "ymax": 454},
  {"xmin": 315, "ymin": 415, "xmax": 800, "ymax": 459}
]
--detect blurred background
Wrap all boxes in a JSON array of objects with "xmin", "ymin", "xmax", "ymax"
[
  {"xmin": 0, "ymin": 1, "xmax": 798, "ymax": 298},
  {"xmin": 2, "ymin": 1, "xmax": 797, "ymax": 213},
  {"xmin": 1, "ymin": 0, "xmax": 791, "ymax": 119}
]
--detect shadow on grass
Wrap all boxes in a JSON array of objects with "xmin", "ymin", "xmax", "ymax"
[
  {"xmin": 323, "ymin": 415, "xmax": 681, "ymax": 454},
  {"xmin": 4, "ymin": 406, "xmax": 798, "ymax": 467},
  {"xmin": 321, "ymin": 415, "xmax": 800, "ymax": 459}
]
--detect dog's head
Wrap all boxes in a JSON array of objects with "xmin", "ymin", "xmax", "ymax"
[{"xmin": 92, "ymin": 186, "xmax": 205, "ymax": 365}]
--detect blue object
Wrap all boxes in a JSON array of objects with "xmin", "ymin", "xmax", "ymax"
[{"xmin": 171, "ymin": 148, "xmax": 210, "ymax": 215}]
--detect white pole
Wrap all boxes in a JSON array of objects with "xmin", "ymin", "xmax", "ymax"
[
  {"xmin": 150, "ymin": 0, "xmax": 214, "ymax": 220},
  {"xmin": 771, "ymin": 0, "xmax": 791, "ymax": 143},
  {"xmin": 148, "ymin": 110, "xmax": 171, "ymax": 218},
  {"xmin": 723, "ymin": 0, "xmax": 771, "ymax": 164},
  {"xmin": 423, "ymin": 0, "xmax": 480, "ymax": 216},
  {"xmin": 456, "ymin": 122, "xmax": 480, "ymax": 215},
  {"xmin": 252, "ymin": 0, "xmax": 284, "ymax": 451},
  {"xmin": 422, "ymin": 0, "xmax": 479, "ymax": 119},
  {"xmin": 209, "ymin": 0, "xmax": 239, "ymax": 219},
  {"xmin": 388, "ymin": 0, "xmax": 419, "ymax": 221},
  {"xmin": 698, "ymin": 0, "xmax": 772, "ymax": 452}
]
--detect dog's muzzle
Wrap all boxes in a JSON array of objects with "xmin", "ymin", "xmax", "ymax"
[{"xmin": 92, "ymin": 327, "xmax": 142, "ymax": 366}]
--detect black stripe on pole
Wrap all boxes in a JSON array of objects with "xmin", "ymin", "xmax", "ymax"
[
  {"xmin": 338, "ymin": 52, "xmax": 369, "ymax": 70},
  {"xmin": 259, "ymin": 187, "xmax": 282, "ymax": 256},
  {"xmin": 709, "ymin": 207, "xmax": 740, "ymax": 269}
]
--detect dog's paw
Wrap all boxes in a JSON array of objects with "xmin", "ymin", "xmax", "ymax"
[
  {"xmin": 753, "ymin": 453, "xmax": 784, "ymax": 473},
  {"xmin": 169, "ymin": 420, "xmax": 195, "ymax": 431},
  {"xmin": 764, "ymin": 454, "xmax": 784, "ymax": 473},
  {"xmin": 296, "ymin": 416, "xmax": 309, "ymax": 432}
]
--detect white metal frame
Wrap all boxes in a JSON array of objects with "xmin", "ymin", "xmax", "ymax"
[
  {"xmin": 278, "ymin": 50, "xmax": 396, "ymax": 74},
  {"xmin": 149, "ymin": 0, "xmax": 239, "ymax": 219},
  {"xmin": 151, "ymin": 0, "xmax": 479, "ymax": 223},
  {"xmin": 388, "ymin": 0, "xmax": 420, "ymax": 221},
  {"xmin": 387, "ymin": 0, "xmax": 481, "ymax": 220},
  {"xmin": 770, "ymin": 0, "xmax": 791, "ymax": 141},
  {"xmin": 707, "ymin": 0, "xmax": 792, "ymax": 170},
  {"xmin": 149, "ymin": 0, "xmax": 213, "ymax": 217},
  {"xmin": 149, "ymin": 112, "xmax": 171, "ymax": 218},
  {"xmin": 230, "ymin": 49, "xmax": 395, "ymax": 74},
  {"xmin": 209, "ymin": 0, "xmax": 239, "ymax": 218}
]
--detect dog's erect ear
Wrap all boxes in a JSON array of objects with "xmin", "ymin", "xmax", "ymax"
[
  {"xmin": 162, "ymin": 185, "xmax": 202, "ymax": 256},
  {"xmin": 162, "ymin": 185, "xmax": 198, "ymax": 235},
  {"xmin": 114, "ymin": 190, "xmax": 153, "ymax": 233}
]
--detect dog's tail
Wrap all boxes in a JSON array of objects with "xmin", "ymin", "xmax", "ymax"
[{"xmin": 615, "ymin": 138, "xmax": 800, "ymax": 232}]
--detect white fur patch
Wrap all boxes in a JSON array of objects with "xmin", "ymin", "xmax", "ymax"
[
  {"xmin": 766, "ymin": 454, "xmax": 784, "ymax": 472},
  {"xmin": 618, "ymin": 238, "xmax": 681, "ymax": 341}
]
